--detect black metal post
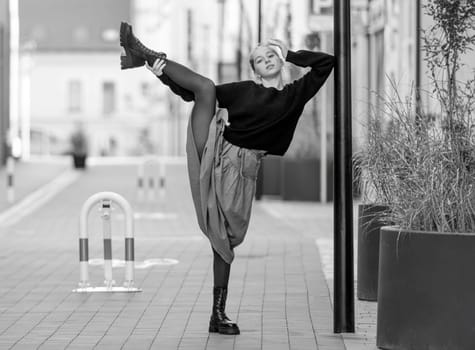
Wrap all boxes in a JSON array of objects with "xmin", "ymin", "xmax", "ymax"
[
  {"xmin": 258, "ymin": 0, "xmax": 262, "ymax": 42},
  {"xmin": 415, "ymin": 0, "xmax": 422, "ymax": 119},
  {"xmin": 333, "ymin": 0, "xmax": 355, "ymax": 333},
  {"xmin": 255, "ymin": 0, "xmax": 264, "ymax": 200}
]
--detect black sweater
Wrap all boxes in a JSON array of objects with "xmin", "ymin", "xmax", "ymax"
[{"xmin": 159, "ymin": 50, "xmax": 335, "ymax": 155}]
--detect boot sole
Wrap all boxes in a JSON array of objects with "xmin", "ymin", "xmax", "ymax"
[
  {"xmin": 119, "ymin": 22, "xmax": 145, "ymax": 70},
  {"xmin": 209, "ymin": 324, "xmax": 240, "ymax": 335},
  {"xmin": 120, "ymin": 49, "xmax": 144, "ymax": 70}
]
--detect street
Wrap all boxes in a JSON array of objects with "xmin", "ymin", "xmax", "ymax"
[{"xmin": 0, "ymin": 160, "xmax": 376, "ymax": 349}]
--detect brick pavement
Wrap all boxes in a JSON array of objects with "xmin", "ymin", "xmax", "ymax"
[
  {"xmin": 260, "ymin": 201, "xmax": 378, "ymax": 350},
  {"xmin": 0, "ymin": 157, "xmax": 71, "ymax": 212},
  {"xmin": 0, "ymin": 161, "xmax": 377, "ymax": 350}
]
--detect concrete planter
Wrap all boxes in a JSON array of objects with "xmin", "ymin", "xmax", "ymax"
[
  {"xmin": 377, "ymin": 226, "xmax": 475, "ymax": 350},
  {"xmin": 356, "ymin": 204, "xmax": 390, "ymax": 301}
]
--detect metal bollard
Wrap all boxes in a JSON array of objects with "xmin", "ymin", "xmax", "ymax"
[
  {"xmin": 6, "ymin": 156, "xmax": 14, "ymax": 203},
  {"xmin": 101, "ymin": 199, "xmax": 114, "ymax": 288},
  {"xmin": 137, "ymin": 156, "xmax": 166, "ymax": 202},
  {"xmin": 74, "ymin": 191, "xmax": 141, "ymax": 293}
]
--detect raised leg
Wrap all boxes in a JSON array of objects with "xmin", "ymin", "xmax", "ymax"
[
  {"xmin": 162, "ymin": 60, "xmax": 216, "ymax": 159},
  {"xmin": 119, "ymin": 22, "xmax": 216, "ymax": 158}
]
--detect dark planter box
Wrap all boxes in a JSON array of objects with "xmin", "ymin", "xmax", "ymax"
[
  {"xmin": 357, "ymin": 204, "xmax": 389, "ymax": 301},
  {"xmin": 280, "ymin": 158, "xmax": 333, "ymax": 201},
  {"xmin": 377, "ymin": 226, "xmax": 475, "ymax": 350},
  {"xmin": 261, "ymin": 155, "xmax": 281, "ymax": 196}
]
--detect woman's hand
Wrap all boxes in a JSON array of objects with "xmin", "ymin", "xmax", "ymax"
[
  {"xmin": 267, "ymin": 38, "xmax": 288, "ymax": 59},
  {"xmin": 146, "ymin": 58, "xmax": 166, "ymax": 77}
]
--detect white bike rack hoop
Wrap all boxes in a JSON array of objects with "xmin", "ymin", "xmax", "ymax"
[
  {"xmin": 137, "ymin": 155, "xmax": 166, "ymax": 202},
  {"xmin": 73, "ymin": 191, "xmax": 141, "ymax": 293}
]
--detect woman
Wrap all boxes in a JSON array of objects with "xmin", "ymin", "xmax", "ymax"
[{"xmin": 120, "ymin": 21, "xmax": 335, "ymax": 335}]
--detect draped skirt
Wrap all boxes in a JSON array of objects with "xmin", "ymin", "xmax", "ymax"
[{"xmin": 186, "ymin": 108, "xmax": 267, "ymax": 263}]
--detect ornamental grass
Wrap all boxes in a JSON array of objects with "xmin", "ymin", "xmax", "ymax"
[{"xmin": 356, "ymin": 0, "xmax": 475, "ymax": 233}]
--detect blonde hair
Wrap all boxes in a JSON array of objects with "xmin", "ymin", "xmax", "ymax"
[{"xmin": 249, "ymin": 44, "xmax": 282, "ymax": 71}]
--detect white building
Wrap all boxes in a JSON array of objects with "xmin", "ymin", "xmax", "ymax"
[
  {"xmin": 19, "ymin": 0, "xmax": 172, "ymax": 157},
  {"xmin": 20, "ymin": 0, "xmax": 471, "ymax": 159}
]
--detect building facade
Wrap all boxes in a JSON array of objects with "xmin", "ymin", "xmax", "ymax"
[
  {"xmin": 14, "ymin": 0, "xmax": 473, "ymax": 159},
  {"xmin": 0, "ymin": 0, "xmax": 10, "ymax": 165},
  {"xmin": 18, "ymin": 0, "xmax": 179, "ymax": 158}
]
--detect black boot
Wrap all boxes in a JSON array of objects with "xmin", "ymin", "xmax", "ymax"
[
  {"xmin": 119, "ymin": 21, "xmax": 167, "ymax": 70},
  {"xmin": 209, "ymin": 287, "xmax": 240, "ymax": 335}
]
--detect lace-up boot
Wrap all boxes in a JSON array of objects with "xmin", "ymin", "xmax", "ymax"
[
  {"xmin": 119, "ymin": 21, "xmax": 167, "ymax": 70},
  {"xmin": 209, "ymin": 287, "xmax": 240, "ymax": 335}
]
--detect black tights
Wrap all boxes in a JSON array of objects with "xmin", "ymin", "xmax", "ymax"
[
  {"xmin": 213, "ymin": 249, "xmax": 231, "ymax": 288},
  {"xmin": 162, "ymin": 60, "xmax": 216, "ymax": 159},
  {"xmin": 162, "ymin": 59, "xmax": 230, "ymax": 288}
]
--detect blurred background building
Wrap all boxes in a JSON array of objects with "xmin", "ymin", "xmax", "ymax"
[
  {"xmin": 0, "ymin": 0, "xmax": 10, "ymax": 164},
  {"xmin": 19, "ymin": 0, "xmax": 151, "ymax": 158},
  {"xmin": 1, "ymin": 0, "xmax": 473, "ymax": 168}
]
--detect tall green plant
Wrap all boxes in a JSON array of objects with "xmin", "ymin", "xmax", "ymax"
[
  {"xmin": 423, "ymin": 0, "xmax": 475, "ymax": 138},
  {"xmin": 419, "ymin": 0, "xmax": 475, "ymax": 232},
  {"xmin": 358, "ymin": 0, "xmax": 475, "ymax": 232}
]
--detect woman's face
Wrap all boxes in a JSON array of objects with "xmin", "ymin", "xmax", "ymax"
[{"xmin": 251, "ymin": 46, "xmax": 283, "ymax": 79}]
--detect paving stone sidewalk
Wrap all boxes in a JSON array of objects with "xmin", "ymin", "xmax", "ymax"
[
  {"xmin": 0, "ymin": 161, "xmax": 377, "ymax": 350},
  {"xmin": 260, "ymin": 201, "xmax": 378, "ymax": 350},
  {"xmin": 0, "ymin": 157, "xmax": 71, "ymax": 212}
]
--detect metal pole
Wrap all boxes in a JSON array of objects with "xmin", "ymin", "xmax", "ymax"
[
  {"xmin": 0, "ymin": 0, "xmax": 11, "ymax": 165},
  {"xmin": 159, "ymin": 159, "xmax": 166, "ymax": 199},
  {"xmin": 415, "ymin": 0, "xmax": 421, "ymax": 119},
  {"xmin": 320, "ymin": 33, "xmax": 328, "ymax": 204},
  {"xmin": 237, "ymin": 0, "xmax": 243, "ymax": 80},
  {"xmin": 333, "ymin": 0, "xmax": 355, "ymax": 333},
  {"xmin": 258, "ymin": 0, "xmax": 262, "ymax": 42},
  {"xmin": 217, "ymin": 0, "xmax": 225, "ymax": 83},
  {"xmin": 9, "ymin": 0, "xmax": 19, "ymax": 158},
  {"xmin": 137, "ymin": 161, "xmax": 144, "ymax": 201},
  {"xmin": 101, "ymin": 200, "xmax": 114, "ymax": 288},
  {"xmin": 255, "ymin": 0, "xmax": 264, "ymax": 200},
  {"xmin": 6, "ymin": 154, "xmax": 14, "ymax": 202}
]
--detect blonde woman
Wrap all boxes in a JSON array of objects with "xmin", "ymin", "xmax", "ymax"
[{"xmin": 120, "ymin": 21, "xmax": 334, "ymax": 335}]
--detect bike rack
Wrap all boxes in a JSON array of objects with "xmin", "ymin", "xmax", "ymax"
[
  {"xmin": 73, "ymin": 191, "xmax": 141, "ymax": 293},
  {"xmin": 137, "ymin": 156, "xmax": 166, "ymax": 202},
  {"xmin": 6, "ymin": 156, "xmax": 14, "ymax": 203}
]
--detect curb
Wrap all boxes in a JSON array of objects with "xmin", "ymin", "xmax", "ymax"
[{"xmin": 0, "ymin": 169, "xmax": 81, "ymax": 227}]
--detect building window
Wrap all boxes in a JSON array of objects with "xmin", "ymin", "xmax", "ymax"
[
  {"xmin": 68, "ymin": 80, "xmax": 82, "ymax": 112},
  {"xmin": 103, "ymin": 82, "xmax": 116, "ymax": 115},
  {"xmin": 310, "ymin": 0, "xmax": 333, "ymax": 14}
]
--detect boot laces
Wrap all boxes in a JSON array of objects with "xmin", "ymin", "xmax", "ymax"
[{"xmin": 132, "ymin": 37, "xmax": 166, "ymax": 59}]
